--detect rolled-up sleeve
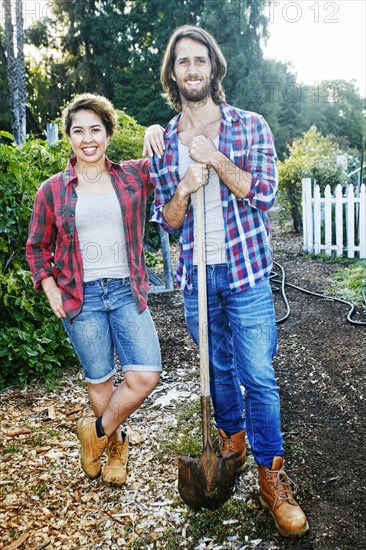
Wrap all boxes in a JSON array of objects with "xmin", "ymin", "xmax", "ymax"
[
  {"xmin": 26, "ymin": 186, "xmax": 56, "ymax": 290},
  {"xmin": 244, "ymin": 115, "xmax": 278, "ymax": 211},
  {"xmin": 149, "ymin": 156, "xmax": 182, "ymax": 236}
]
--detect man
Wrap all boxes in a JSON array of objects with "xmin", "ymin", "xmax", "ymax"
[{"xmin": 149, "ymin": 25, "xmax": 309, "ymax": 537}]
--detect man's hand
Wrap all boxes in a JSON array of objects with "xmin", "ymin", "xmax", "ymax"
[
  {"xmin": 189, "ymin": 135, "xmax": 219, "ymax": 166},
  {"xmin": 41, "ymin": 277, "xmax": 66, "ymax": 319},
  {"xmin": 161, "ymin": 162, "xmax": 209, "ymax": 229},
  {"xmin": 190, "ymin": 135, "xmax": 252, "ymax": 199},
  {"xmin": 179, "ymin": 162, "xmax": 209, "ymax": 197}
]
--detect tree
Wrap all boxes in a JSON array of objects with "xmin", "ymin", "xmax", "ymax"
[
  {"xmin": 21, "ymin": 1, "xmax": 274, "ymax": 129},
  {"xmin": 300, "ymin": 80, "xmax": 366, "ymax": 152},
  {"xmin": 278, "ymin": 126, "xmax": 346, "ymax": 231},
  {"xmin": 3, "ymin": 0, "xmax": 26, "ymax": 145},
  {"xmin": 199, "ymin": 0, "xmax": 305, "ymax": 159},
  {"xmin": 116, "ymin": 0, "xmax": 204, "ymax": 125},
  {"xmin": 200, "ymin": 0, "xmax": 269, "ymax": 108},
  {"xmin": 16, "ymin": 0, "xmax": 365, "ymax": 158}
]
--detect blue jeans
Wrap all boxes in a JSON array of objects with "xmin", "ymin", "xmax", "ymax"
[
  {"xmin": 183, "ymin": 265, "xmax": 283, "ymax": 467},
  {"xmin": 62, "ymin": 278, "xmax": 162, "ymax": 384}
]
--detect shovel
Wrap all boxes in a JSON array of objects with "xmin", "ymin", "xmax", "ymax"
[{"xmin": 178, "ymin": 184, "xmax": 237, "ymax": 511}]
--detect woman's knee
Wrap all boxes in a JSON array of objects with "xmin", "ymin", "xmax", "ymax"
[{"xmin": 125, "ymin": 371, "xmax": 160, "ymax": 396}]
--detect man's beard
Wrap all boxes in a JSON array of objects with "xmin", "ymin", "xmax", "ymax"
[{"xmin": 178, "ymin": 80, "xmax": 212, "ymax": 104}]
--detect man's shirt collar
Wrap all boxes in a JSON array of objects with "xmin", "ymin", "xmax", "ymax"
[{"xmin": 164, "ymin": 102, "xmax": 240, "ymax": 142}]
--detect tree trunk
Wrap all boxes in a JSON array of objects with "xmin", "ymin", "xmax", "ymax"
[
  {"xmin": 3, "ymin": 0, "xmax": 26, "ymax": 145},
  {"xmin": 0, "ymin": 39, "xmax": 40, "ymax": 136},
  {"xmin": 16, "ymin": 0, "xmax": 26, "ymax": 144}
]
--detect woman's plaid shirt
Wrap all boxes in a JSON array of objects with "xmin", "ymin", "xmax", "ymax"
[
  {"xmin": 150, "ymin": 103, "xmax": 278, "ymax": 295},
  {"xmin": 26, "ymin": 156, "xmax": 152, "ymax": 320}
]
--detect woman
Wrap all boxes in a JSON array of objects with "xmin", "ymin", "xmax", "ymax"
[{"xmin": 26, "ymin": 93, "xmax": 162, "ymax": 486}]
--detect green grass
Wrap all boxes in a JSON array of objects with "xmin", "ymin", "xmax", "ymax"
[
  {"xmin": 2, "ymin": 442, "xmax": 21, "ymax": 454},
  {"xmin": 135, "ymin": 497, "xmax": 274, "ymax": 548},
  {"xmin": 303, "ymin": 252, "xmax": 356, "ymax": 265},
  {"xmin": 295, "ymin": 255, "xmax": 366, "ymax": 306},
  {"xmin": 328, "ymin": 261, "xmax": 366, "ymax": 305},
  {"xmin": 155, "ymin": 398, "xmax": 221, "ymax": 458},
  {"xmin": 31, "ymin": 481, "xmax": 49, "ymax": 497}
]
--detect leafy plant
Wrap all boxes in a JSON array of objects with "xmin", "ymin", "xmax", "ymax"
[
  {"xmin": 107, "ymin": 110, "xmax": 145, "ymax": 161},
  {"xmin": 278, "ymin": 126, "xmax": 346, "ymax": 232}
]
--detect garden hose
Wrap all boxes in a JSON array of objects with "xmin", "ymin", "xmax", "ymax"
[{"xmin": 271, "ymin": 260, "xmax": 366, "ymax": 327}]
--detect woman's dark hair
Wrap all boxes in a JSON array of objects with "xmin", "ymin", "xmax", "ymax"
[{"xmin": 62, "ymin": 93, "xmax": 118, "ymax": 138}]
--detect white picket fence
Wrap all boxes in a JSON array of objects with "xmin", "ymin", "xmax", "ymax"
[{"xmin": 302, "ymin": 177, "xmax": 366, "ymax": 258}]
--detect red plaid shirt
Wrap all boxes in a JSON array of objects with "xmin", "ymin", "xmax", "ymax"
[{"xmin": 26, "ymin": 156, "xmax": 152, "ymax": 320}]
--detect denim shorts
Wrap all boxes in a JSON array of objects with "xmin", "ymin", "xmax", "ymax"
[{"xmin": 62, "ymin": 278, "xmax": 162, "ymax": 384}]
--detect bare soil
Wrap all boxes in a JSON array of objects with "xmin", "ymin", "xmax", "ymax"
[{"xmin": 1, "ymin": 213, "xmax": 365, "ymax": 549}]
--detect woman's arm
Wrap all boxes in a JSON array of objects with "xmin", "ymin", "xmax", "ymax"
[
  {"xmin": 41, "ymin": 276, "xmax": 66, "ymax": 318},
  {"xmin": 26, "ymin": 184, "xmax": 66, "ymax": 318}
]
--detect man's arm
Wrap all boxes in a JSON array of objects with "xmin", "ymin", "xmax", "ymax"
[
  {"xmin": 162, "ymin": 163, "xmax": 209, "ymax": 229},
  {"xmin": 149, "ymin": 151, "xmax": 209, "ymax": 232},
  {"xmin": 189, "ymin": 135, "xmax": 252, "ymax": 199},
  {"xmin": 189, "ymin": 114, "xmax": 278, "ymax": 211}
]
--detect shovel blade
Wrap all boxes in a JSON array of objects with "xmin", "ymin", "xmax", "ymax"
[{"xmin": 178, "ymin": 446, "xmax": 237, "ymax": 510}]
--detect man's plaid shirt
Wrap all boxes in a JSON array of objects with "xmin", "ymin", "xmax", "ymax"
[
  {"xmin": 150, "ymin": 103, "xmax": 278, "ymax": 295},
  {"xmin": 26, "ymin": 156, "xmax": 152, "ymax": 320}
]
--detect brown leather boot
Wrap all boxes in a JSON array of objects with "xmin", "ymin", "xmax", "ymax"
[
  {"xmin": 76, "ymin": 417, "xmax": 108, "ymax": 479},
  {"xmin": 102, "ymin": 432, "xmax": 129, "ymax": 486},
  {"xmin": 218, "ymin": 428, "xmax": 246, "ymax": 474},
  {"xmin": 258, "ymin": 456, "xmax": 309, "ymax": 537}
]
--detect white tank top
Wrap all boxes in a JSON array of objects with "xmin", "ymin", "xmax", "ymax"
[
  {"xmin": 75, "ymin": 190, "xmax": 130, "ymax": 282},
  {"xmin": 178, "ymin": 137, "xmax": 226, "ymax": 265}
]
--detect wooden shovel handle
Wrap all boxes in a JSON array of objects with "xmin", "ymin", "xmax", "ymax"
[{"xmin": 196, "ymin": 185, "xmax": 210, "ymax": 398}]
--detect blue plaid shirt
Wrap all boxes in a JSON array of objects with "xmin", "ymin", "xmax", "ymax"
[{"xmin": 150, "ymin": 103, "xmax": 278, "ymax": 295}]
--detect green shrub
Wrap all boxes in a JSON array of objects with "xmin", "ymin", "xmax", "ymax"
[
  {"xmin": 0, "ymin": 138, "xmax": 75, "ymax": 389},
  {"xmin": 0, "ymin": 111, "xmax": 158, "ymax": 389},
  {"xmin": 278, "ymin": 126, "xmax": 346, "ymax": 232},
  {"xmin": 0, "ymin": 263, "xmax": 75, "ymax": 389},
  {"xmin": 107, "ymin": 110, "xmax": 145, "ymax": 161}
]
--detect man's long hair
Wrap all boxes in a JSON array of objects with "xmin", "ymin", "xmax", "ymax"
[{"xmin": 161, "ymin": 25, "xmax": 227, "ymax": 112}]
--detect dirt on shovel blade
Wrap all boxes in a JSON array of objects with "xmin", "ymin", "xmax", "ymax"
[{"xmin": 178, "ymin": 448, "xmax": 237, "ymax": 510}]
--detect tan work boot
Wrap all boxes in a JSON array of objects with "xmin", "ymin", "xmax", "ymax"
[
  {"xmin": 102, "ymin": 432, "xmax": 129, "ymax": 486},
  {"xmin": 76, "ymin": 417, "xmax": 108, "ymax": 479},
  {"xmin": 218, "ymin": 428, "xmax": 246, "ymax": 474},
  {"xmin": 258, "ymin": 456, "xmax": 309, "ymax": 537}
]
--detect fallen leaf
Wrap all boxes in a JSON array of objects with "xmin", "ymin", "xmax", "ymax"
[
  {"xmin": 3, "ymin": 531, "xmax": 30, "ymax": 549},
  {"xmin": 65, "ymin": 405, "xmax": 84, "ymax": 416},
  {"xmin": 6, "ymin": 427, "xmax": 32, "ymax": 437},
  {"xmin": 126, "ymin": 424, "xmax": 144, "ymax": 445},
  {"xmin": 47, "ymin": 405, "xmax": 56, "ymax": 419},
  {"xmin": 36, "ymin": 447, "xmax": 52, "ymax": 454}
]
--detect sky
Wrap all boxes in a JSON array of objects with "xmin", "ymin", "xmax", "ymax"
[{"xmin": 262, "ymin": 0, "xmax": 366, "ymax": 96}]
